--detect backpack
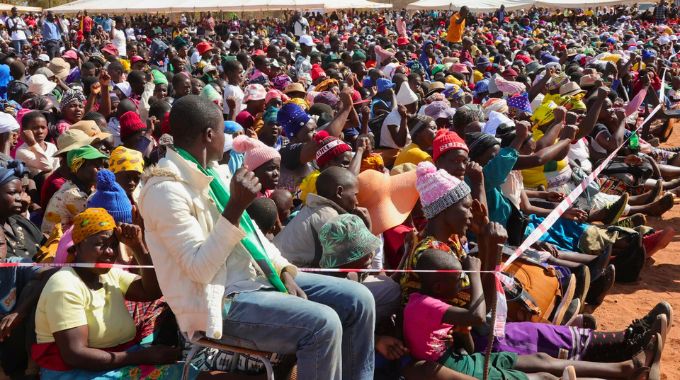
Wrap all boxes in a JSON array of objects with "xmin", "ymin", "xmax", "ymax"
[{"xmin": 501, "ymin": 248, "xmax": 561, "ymax": 323}]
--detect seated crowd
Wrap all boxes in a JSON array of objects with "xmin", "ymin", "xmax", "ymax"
[{"xmin": 0, "ymin": 4, "xmax": 679, "ymax": 380}]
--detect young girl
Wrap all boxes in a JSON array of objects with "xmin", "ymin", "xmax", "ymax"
[
  {"xmin": 404, "ymin": 248, "xmax": 662, "ymax": 380},
  {"xmin": 232, "ymin": 135, "xmax": 280, "ymax": 198},
  {"xmin": 16, "ymin": 111, "xmax": 59, "ymax": 177},
  {"xmin": 401, "ymin": 162, "xmax": 668, "ymax": 379}
]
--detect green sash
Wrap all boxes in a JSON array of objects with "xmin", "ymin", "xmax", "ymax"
[{"xmin": 176, "ymin": 148, "xmax": 287, "ymax": 293}]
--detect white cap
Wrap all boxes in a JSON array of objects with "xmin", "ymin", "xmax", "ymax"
[
  {"xmin": 203, "ymin": 64, "xmax": 217, "ymax": 74},
  {"xmin": 299, "ymin": 35, "xmax": 314, "ymax": 47},
  {"xmin": 37, "ymin": 54, "xmax": 50, "ymax": 63},
  {"xmin": 0, "ymin": 112, "xmax": 20, "ymax": 134},
  {"xmin": 396, "ymin": 83, "xmax": 418, "ymax": 106}
]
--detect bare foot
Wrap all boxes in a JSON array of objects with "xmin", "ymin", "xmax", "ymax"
[{"xmin": 645, "ymin": 193, "xmax": 674, "ymax": 217}]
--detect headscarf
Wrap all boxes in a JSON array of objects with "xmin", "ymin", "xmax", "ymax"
[
  {"xmin": 200, "ymin": 84, "xmax": 221, "ymax": 105},
  {"xmin": 0, "ymin": 64, "xmax": 10, "ymax": 100},
  {"xmin": 263, "ymin": 106, "xmax": 279, "ymax": 125},
  {"xmin": 466, "ymin": 132, "xmax": 500, "ymax": 161},
  {"xmin": 72, "ymin": 208, "xmax": 116, "ymax": 245},
  {"xmin": 60, "ymin": 88, "xmax": 86, "ymax": 108},
  {"xmin": 151, "ymin": 69, "xmax": 168, "ymax": 85},
  {"xmin": 0, "ymin": 160, "xmax": 26, "ymax": 187},
  {"xmin": 419, "ymin": 41, "xmax": 434, "ymax": 80},
  {"xmin": 109, "ymin": 146, "xmax": 144, "ymax": 174}
]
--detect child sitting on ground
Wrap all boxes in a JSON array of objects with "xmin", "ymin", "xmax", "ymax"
[{"xmin": 403, "ymin": 248, "xmax": 663, "ymax": 380}]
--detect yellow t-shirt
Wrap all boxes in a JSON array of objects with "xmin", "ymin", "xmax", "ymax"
[
  {"xmin": 521, "ymin": 127, "xmax": 569, "ymax": 189},
  {"xmin": 394, "ymin": 143, "xmax": 432, "ymax": 166},
  {"xmin": 35, "ymin": 267, "xmax": 138, "ymax": 348},
  {"xmin": 446, "ymin": 14, "xmax": 465, "ymax": 43}
]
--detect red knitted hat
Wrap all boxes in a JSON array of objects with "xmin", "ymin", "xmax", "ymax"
[
  {"xmin": 432, "ymin": 129, "xmax": 468, "ymax": 162},
  {"xmin": 119, "ymin": 111, "xmax": 147, "ymax": 141},
  {"xmin": 314, "ymin": 130, "xmax": 352, "ymax": 169}
]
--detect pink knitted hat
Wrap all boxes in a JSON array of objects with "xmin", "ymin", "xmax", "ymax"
[
  {"xmin": 415, "ymin": 161, "xmax": 471, "ymax": 219},
  {"xmin": 232, "ymin": 135, "xmax": 281, "ymax": 171}
]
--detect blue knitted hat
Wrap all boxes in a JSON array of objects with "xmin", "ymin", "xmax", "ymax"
[
  {"xmin": 277, "ymin": 103, "xmax": 310, "ymax": 139},
  {"xmin": 87, "ymin": 169, "xmax": 133, "ymax": 224}
]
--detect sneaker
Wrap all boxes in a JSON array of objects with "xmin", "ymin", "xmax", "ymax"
[
  {"xmin": 613, "ymin": 213, "xmax": 647, "ymax": 229},
  {"xmin": 602, "ymin": 193, "xmax": 628, "ymax": 225},
  {"xmin": 642, "ymin": 228, "xmax": 675, "ymax": 258},
  {"xmin": 552, "ymin": 274, "xmax": 576, "ymax": 325}
]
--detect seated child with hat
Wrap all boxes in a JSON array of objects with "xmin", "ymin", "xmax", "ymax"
[{"xmin": 318, "ymin": 213, "xmax": 406, "ymax": 361}]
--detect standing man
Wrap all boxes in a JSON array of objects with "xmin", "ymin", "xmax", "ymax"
[
  {"xmin": 656, "ymin": 0, "xmax": 669, "ymax": 23},
  {"xmin": 291, "ymin": 11, "xmax": 309, "ymax": 39},
  {"xmin": 446, "ymin": 6, "xmax": 469, "ymax": 45},
  {"xmin": 80, "ymin": 10, "xmax": 93, "ymax": 38},
  {"xmin": 6, "ymin": 8, "xmax": 28, "ymax": 56},
  {"xmin": 42, "ymin": 11, "xmax": 62, "ymax": 60},
  {"xmin": 139, "ymin": 95, "xmax": 375, "ymax": 380}
]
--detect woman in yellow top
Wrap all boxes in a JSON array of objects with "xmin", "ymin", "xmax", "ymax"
[
  {"xmin": 32, "ymin": 208, "xmax": 186, "ymax": 380},
  {"xmin": 446, "ymin": 6, "xmax": 468, "ymax": 44}
]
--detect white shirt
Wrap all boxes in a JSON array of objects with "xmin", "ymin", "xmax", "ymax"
[
  {"xmin": 190, "ymin": 50, "xmax": 201, "ymax": 66},
  {"xmin": 223, "ymin": 84, "xmax": 244, "ymax": 116},
  {"xmin": 124, "ymin": 27, "xmax": 136, "ymax": 41},
  {"xmin": 6, "ymin": 17, "xmax": 27, "ymax": 41},
  {"xmin": 380, "ymin": 108, "xmax": 411, "ymax": 149},
  {"xmin": 568, "ymin": 137, "xmax": 593, "ymax": 173},
  {"xmin": 112, "ymin": 29, "xmax": 127, "ymax": 57},
  {"xmin": 15, "ymin": 141, "xmax": 59, "ymax": 176},
  {"xmin": 293, "ymin": 17, "xmax": 308, "ymax": 37}
]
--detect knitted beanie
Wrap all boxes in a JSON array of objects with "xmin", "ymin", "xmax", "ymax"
[
  {"xmin": 278, "ymin": 103, "xmax": 311, "ymax": 139},
  {"xmin": 314, "ymin": 130, "xmax": 352, "ymax": 168},
  {"xmin": 119, "ymin": 111, "xmax": 146, "ymax": 141},
  {"xmin": 416, "ymin": 161, "xmax": 471, "ymax": 220},
  {"xmin": 432, "ymin": 129, "xmax": 468, "ymax": 162},
  {"xmin": 232, "ymin": 135, "xmax": 281, "ymax": 171},
  {"xmin": 87, "ymin": 169, "xmax": 133, "ymax": 224}
]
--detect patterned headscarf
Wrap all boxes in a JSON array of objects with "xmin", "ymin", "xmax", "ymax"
[
  {"xmin": 60, "ymin": 88, "xmax": 86, "ymax": 108},
  {"xmin": 263, "ymin": 106, "xmax": 279, "ymax": 125},
  {"xmin": 72, "ymin": 208, "xmax": 116, "ymax": 245},
  {"xmin": 67, "ymin": 145, "xmax": 108, "ymax": 174},
  {"xmin": 109, "ymin": 146, "xmax": 144, "ymax": 174}
]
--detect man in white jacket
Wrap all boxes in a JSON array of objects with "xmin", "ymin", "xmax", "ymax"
[{"xmin": 139, "ymin": 95, "xmax": 375, "ymax": 380}]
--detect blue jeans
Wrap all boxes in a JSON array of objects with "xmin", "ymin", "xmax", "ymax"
[
  {"xmin": 11, "ymin": 39, "xmax": 27, "ymax": 56},
  {"xmin": 221, "ymin": 272, "xmax": 375, "ymax": 380}
]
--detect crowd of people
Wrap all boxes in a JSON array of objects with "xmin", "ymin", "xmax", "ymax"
[{"xmin": 0, "ymin": 2, "xmax": 678, "ymax": 379}]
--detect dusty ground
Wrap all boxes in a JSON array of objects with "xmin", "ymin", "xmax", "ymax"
[{"xmin": 593, "ymin": 130, "xmax": 680, "ymax": 379}]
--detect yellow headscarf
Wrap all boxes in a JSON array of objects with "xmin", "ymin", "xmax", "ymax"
[
  {"xmin": 72, "ymin": 208, "xmax": 116, "ymax": 245},
  {"xmin": 109, "ymin": 146, "xmax": 144, "ymax": 174}
]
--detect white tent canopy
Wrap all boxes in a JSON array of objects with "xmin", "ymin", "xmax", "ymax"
[
  {"xmin": 48, "ymin": 0, "xmax": 389, "ymax": 13},
  {"xmin": 407, "ymin": 0, "xmax": 645, "ymax": 11},
  {"xmin": 0, "ymin": 3, "xmax": 42, "ymax": 12},
  {"xmin": 406, "ymin": 0, "xmax": 531, "ymax": 12},
  {"xmin": 325, "ymin": 0, "xmax": 391, "ymax": 10}
]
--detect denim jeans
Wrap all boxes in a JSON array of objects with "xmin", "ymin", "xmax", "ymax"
[
  {"xmin": 11, "ymin": 39, "xmax": 27, "ymax": 56},
  {"xmin": 221, "ymin": 272, "xmax": 375, "ymax": 380}
]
